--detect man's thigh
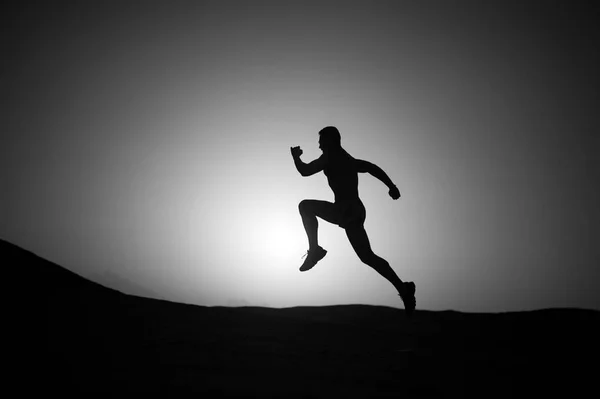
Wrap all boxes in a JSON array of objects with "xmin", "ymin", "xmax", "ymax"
[{"xmin": 302, "ymin": 200, "xmax": 341, "ymax": 225}]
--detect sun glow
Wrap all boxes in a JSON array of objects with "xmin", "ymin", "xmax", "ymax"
[{"xmin": 259, "ymin": 210, "xmax": 306, "ymax": 260}]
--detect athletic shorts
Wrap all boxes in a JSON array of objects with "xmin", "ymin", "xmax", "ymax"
[{"xmin": 336, "ymin": 199, "xmax": 366, "ymax": 229}]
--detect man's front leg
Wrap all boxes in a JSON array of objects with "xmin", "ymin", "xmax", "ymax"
[{"xmin": 298, "ymin": 200, "xmax": 319, "ymax": 250}]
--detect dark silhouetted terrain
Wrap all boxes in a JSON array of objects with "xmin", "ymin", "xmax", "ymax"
[
  {"xmin": 87, "ymin": 269, "xmax": 165, "ymax": 301},
  {"xmin": 6, "ymin": 239, "xmax": 598, "ymax": 396}
]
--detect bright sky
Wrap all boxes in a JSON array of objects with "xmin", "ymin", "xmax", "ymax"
[{"xmin": 2, "ymin": 2, "xmax": 599, "ymax": 311}]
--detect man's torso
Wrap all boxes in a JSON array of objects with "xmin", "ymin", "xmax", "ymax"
[{"xmin": 322, "ymin": 151, "xmax": 360, "ymax": 203}]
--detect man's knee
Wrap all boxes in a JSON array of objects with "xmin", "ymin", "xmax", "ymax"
[{"xmin": 298, "ymin": 199, "xmax": 312, "ymax": 214}]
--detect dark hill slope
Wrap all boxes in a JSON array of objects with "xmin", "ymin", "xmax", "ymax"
[{"xmin": 5, "ymin": 239, "xmax": 599, "ymax": 397}]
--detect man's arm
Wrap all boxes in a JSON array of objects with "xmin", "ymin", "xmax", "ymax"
[
  {"xmin": 355, "ymin": 159, "xmax": 401, "ymax": 199},
  {"xmin": 291, "ymin": 146, "xmax": 325, "ymax": 177}
]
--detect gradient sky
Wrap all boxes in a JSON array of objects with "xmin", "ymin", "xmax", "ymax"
[{"xmin": 2, "ymin": 1, "xmax": 599, "ymax": 311}]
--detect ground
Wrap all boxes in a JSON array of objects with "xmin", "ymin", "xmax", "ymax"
[{"xmin": 7, "ymin": 239, "xmax": 599, "ymax": 397}]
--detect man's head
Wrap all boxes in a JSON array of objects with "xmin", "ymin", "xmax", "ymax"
[{"xmin": 318, "ymin": 126, "xmax": 341, "ymax": 153}]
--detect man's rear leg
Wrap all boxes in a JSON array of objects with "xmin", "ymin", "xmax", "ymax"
[{"xmin": 346, "ymin": 226, "xmax": 416, "ymax": 314}]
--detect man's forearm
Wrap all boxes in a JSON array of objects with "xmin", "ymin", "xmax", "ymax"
[
  {"xmin": 370, "ymin": 164, "xmax": 395, "ymax": 188},
  {"xmin": 293, "ymin": 155, "xmax": 307, "ymax": 175}
]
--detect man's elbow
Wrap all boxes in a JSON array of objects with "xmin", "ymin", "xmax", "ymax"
[
  {"xmin": 297, "ymin": 168, "xmax": 308, "ymax": 177},
  {"xmin": 364, "ymin": 164, "xmax": 377, "ymax": 175},
  {"xmin": 300, "ymin": 167, "xmax": 317, "ymax": 177},
  {"xmin": 369, "ymin": 163, "xmax": 383, "ymax": 175}
]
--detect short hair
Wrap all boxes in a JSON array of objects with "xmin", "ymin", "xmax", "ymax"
[{"xmin": 318, "ymin": 126, "xmax": 341, "ymax": 148}]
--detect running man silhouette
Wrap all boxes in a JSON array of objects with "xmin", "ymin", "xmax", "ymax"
[{"xmin": 291, "ymin": 126, "xmax": 416, "ymax": 315}]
